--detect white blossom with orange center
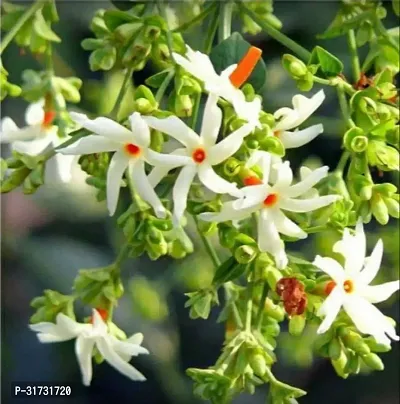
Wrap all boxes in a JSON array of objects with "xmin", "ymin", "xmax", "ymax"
[
  {"xmin": 272, "ymin": 90, "xmax": 326, "ymax": 149},
  {"xmin": 0, "ymin": 100, "xmax": 75, "ymax": 183},
  {"xmin": 200, "ymin": 151, "xmax": 339, "ymax": 268},
  {"xmin": 29, "ymin": 309, "xmax": 149, "ymax": 386},
  {"xmin": 143, "ymin": 94, "xmax": 253, "ymax": 226},
  {"xmin": 314, "ymin": 219, "xmax": 400, "ymax": 345},
  {"xmin": 173, "ymin": 45, "xmax": 263, "ymax": 128},
  {"xmin": 59, "ymin": 112, "xmax": 187, "ymax": 217}
]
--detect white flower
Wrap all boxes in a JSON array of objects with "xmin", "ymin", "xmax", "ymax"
[
  {"xmin": 200, "ymin": 151, "xmax": 339, "ymax": 268},
  {"xmin": 272, "ymin": 90, "xmax": 325, "ymax": 149},
  {"xmin": 173, "ymin": 45, "xmax": 262, "ymax": 128},
  {"xmin": 143, "ymin": 94, "xmax": 254, "ymax": 226},
  {"xmin": 29, "ymin": 310, "xmax": 149, "ymax": 386},
  {"xmin": 0, "ymin": 100, "xmax": 75, "ymax": 183},
  {"xmin": 58, "ymin": 112, "xmax": 185, "ymax": 217},
  {"xmin": 314, "ymin": 219, "xmax": 400, "ymax": 345}
]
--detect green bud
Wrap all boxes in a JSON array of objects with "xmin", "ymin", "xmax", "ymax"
[
  {"xmin": 168, "ymin": 239, "xmax": 187, "ymax": 259},
  {"xmin": 234, "ymin": 245, "xmax": 257, "ymax": 264},
  {"xmin": 376, "ymin": 104, "xmax": 391, "ymax": 121},
  {"xmin": 371, "ymin": 193, "xmax": 389, "ymax": 225},
  {"xmin": 264, "ymin": 298, "xmax": 285, "ymax": 322},
  {"xmin": 331, "ymin": 349, "xmax": 349, "ymax": 379},
  {"xmin": 384, "ymin": 197, "xmax": 400, "ymax": 218},
  {"xmin": 296, "ymin": 74, "xmax": 314, "ymax": 92},
  {"xmin": 263, "ymin": 321, "xmax": 280, "ymax": 337},
  {"xmin": 282, "ymin": 54, "xmax": 308, "ymax": 78},
  {"xmin": 386, "ymin": 125, "xmax": 399, "ymax": 146},
  {"xmin": 150, "ymin": 129, "xmax": 164, "ymax": 152},
  {"xmin": 260, "ymin": 136, "xmax": 285, "ymax": 157},
  {"xmin": 245, "ymin": 137, "xmax": 259, "ymax": 149},
  {"xmin": 218, "ymin": 225, "xmax": 239, "ymax": 249},
  {"xmin": 289, "ymin": 315, "xmax": 306, "ymax": 336},
  {"xmin": 361, "ymin": 353, "xmax": 384, "ymax": 371},
  {"xmin": 344, "ymin": 352, "xmax": 361, "ymax": 374},
  {"xmin": 174, "ymin": 94, "xmax": 193, "ymax": 117},
  {"xmin": 373, "ymin": 183, "xmax": 397, "ymax": 196},
  {"xmin": 223, "ymin": 158, "xmax": 242, "ymax": 177},
  {"xmin": 1, "ymin": 166, "xmax": 31, "ymax": 193},
  {"xmin": 359, "ymin": 97, "xmax": 377, "ymax": 114},
  {"xmin": 249, "ymin": 352, "xmax": 267, "ymax": 377},
  {"xmin": 134, "ymin": 98, "xmax": 155, "ymax": 114},
  {"xmin": 343, "ymin": 126, "xmax": 364, "ymax": 151},
  {"xmin": 350, "ymin": 135, "xmax": 369, "ymax": 153},
  {"xmin": 329, "ymin": 338, "xmax": 342, "ymax": 360},
  {"xmin": 364, "ymin": 336, "xmax": 391, "ymax": 353},
  {"xmin": 265, "ymin": 267, "xmax": 283, "ymax": 290},
  {"xmin": 341, "ymin": 330, "xmax": 371, "ymax": 355},
  {"xmin": 367, "ymin": 140, "xmax": 399, "ymax": 171},
  {"xmin": 144, "ymin": 24, "xmax": 161, "ymax": 41},
  {"xmin": 259, "ymin": 112, "xmax": 275, "ymax": 128},
  {"xmin": 134, "ymin": 85, "xmax": 157, "ymax": 106}
]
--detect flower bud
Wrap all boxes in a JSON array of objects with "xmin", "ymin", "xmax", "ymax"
[
  {"xmin": 174, "ymin": 94, "xmax": 193, "ymax": 117},
  {"xmin": 328, "ymin": 338, "xmax": 342, "ymax": 360},
  {"xmin": 1, "ymin": 166, "xmax": 31, "ymax": 193},
  {"xmin": 218, "ymin": 225, "xmax": 239, "ymax": 249},
  {"xmin": 289, "ymin": 315, "xmax": 306, "ymax": 336},
  {"xmin": 371, "ymin": 193, "xmax": 389, "ymax": 225},
  {"xmin": 282, "ymin": 54, "xmax": 308, "ymax": 78},
  {"xmin": 350, "ymin": 135, "xmax": 369, "ymax": 153},
  {"xmin": 259, "ymin": 112, "xmax": 275, "ymax": 127},
  {"xmin": 135, "ymin": 98, "xmax": 154, "ymax": 114},
  {"xmin": 363, "ymin": 336, "xmax": 391, "ymax": 353},
  {"xmin": 343, "ymin": 126, "xmax": 364, "ymax": 151},
  {"xmin": 234, "ymin": 245, "xmax": 257, "ymax": 264},
  {"xmin": 341, "ymin": 330, "xmax": 370, "ymax": 355},
  {"xmin": 223, "ymin": 158, "xmax": 242, "ymax": 177},
  {"xmin": 384, "ymin": 197, "xmax": 400, "ymax": 218},
  {"xmin": 150, "ymin": 129, "xmax": 164, "ymax": 152},
  {"xmin": 259, "ymin": 136, "xmax": 285, "ymax": 157},
  {"xmin": 376, "ymin": 104, "xmax": 391, "ymax": 121},
  {"xmin": 249, "ymin": 352, "xmax": 267, "ymax": 376},
  {"xmin": 168, "ymin": 239, "xmax": 187, "ymax": 259},
  {"xmin": 359, "ymin": 97, "xmax": 377, "ymax": 114},
  {"xmin": 344, "ymin": 352, "xmax": 361, "ymax": 374},
  {"xmin": 296, "ymin": 75, "xmax": 314, "ymax": 92},
  {"xmin": 245, "ymin": 137, "xmax": 259, "ymax": 149},
  {"xmin": 264, "ymin": 298, "xmax": 285, "ymax": 322},
  {"xmin": 331, "ymin": 349, "xmax": 349, "ymax": 379},
  {"xmin": 386, "ymin": 125, "xmax": 399, "ymax": 146},
  {"xmin": 373, "ymin": 183, "xmax": 397, "ymax": 196},
  {"xmin": 361, "ymin": 353, "xmax": 384, "ymax": 371},
  {"xmin": 265, "ymin": 267, "xmax": 282, "ymax": 290},
  {"xmin": 114, "ymin": 22, "xmax": 143, "ymax": 41}
]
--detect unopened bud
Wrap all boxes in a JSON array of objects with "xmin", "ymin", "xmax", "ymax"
[
  {"xmin": 350, "ymin": 135, "xmax": 369, "ymax": 153},
  {"xmin": 371, "ymin": 194, "xmax": 389, "ymax": 225},
  {"xmin": 249, "ymin": 352, "xmax": 267, "ymax": 376},
  {"xmin": 289, "ymin": 315, "xmax": 306, "ymax": 336},
  {"xmin": 361, "ymin": 353, "xmax": 384, "ymax": 371},
  {"xmin": 234, "ymin": 245, "xmax": 257, "ymax": 264}
]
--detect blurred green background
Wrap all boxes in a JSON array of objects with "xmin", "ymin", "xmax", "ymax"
[{"xmin": 1, "ymin": 1, "xmax": 399, "ymax": 403}]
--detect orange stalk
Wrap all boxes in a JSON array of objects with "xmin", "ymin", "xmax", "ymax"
[{"xmin": 229, "ymin": 46, "xmax": 262, "ymax": 88}]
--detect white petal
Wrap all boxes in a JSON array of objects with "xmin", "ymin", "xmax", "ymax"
[
  {"xmin": 317, "ymin": 286, "xmax": 344, "ymax": 334},
  {"xmin": 91, "ymin": 309, "xmax": 108, "ymax": 335},
  {"xmin": 126, "ymin": 333, "xmax": 144, "ymax": 346},
  {"xmin": 246, "ymin": 150, "xmax": 272, "ymax": 181},
  {"xmin": 286, "ymin": 166, "xmax": 329, "ymax": 198},
  {"xmin": 25, "ymin": 101, "xmax": 45, "ymax": 126},
  {"xmin": 200, "ymin": 94, "xmax": 222, "ymax": 147},
  {"xmin": 145, "ymin": 149, "xmax": 191, "ymax": 167},
  {"xmin": 96, "ymin": 337, "xmax": 147, "ymax": 381},
  {"xmin": 129, "ymin": 112, "xmax": 150, "ymax": 148},
  {"xmin": 1, "ymin": 119, "xmax": 42, "ymax": 143},
  {"xmin": 106, "ymin": 151, "xmax": 129, "ymax": 216},
  {"xmin": 360, "ymin": 281, "xmax": 400, "ymax": 304},
  {"xmin": 172, "ymin": 164, "xmax": 197, "ymax": 226},
  {"xmin": 75, "ymin": 335, "xmax": 95, "ymax": 386},
  {"xmin": 343, "ymin": 295, "xmax": 399, "ymax": 343},
  {"xmin": 58, "ymin": 135, "xmax": 120, "ymax": 155},
  {"xmin": 233, "ymin": 184, "xmax": 267, "ymax": 210},
  {"xmin": 70, "ymin": 112, "xmax": 132, "ymax": 143},
  {"xmin": 313, "ymin": 255, "xmax": 345, "ymax": 284},
  {"xmin": 45, "ymin": 154, "xmax": 75, "ymax": 184},
  {"xmin": 273, "ymin": 161, "xmax": 293, "ymax": 190},
  {"xmin": 143, "ymin": 116, "xmax": 199, "ymax": 149},
  {"xmin": 198, "ymin": 163, "xmax": 240, "ymax": 196},
  {"xmin": 200, "ymin": 200, "xmax": 258, "ymax": 223},
  {"xmin": 12, "ymin": 134, "xmax": 52, "ymax": 155},
  {"xmin": 29, "ymin": 322, "xmax": 75, "ymax": 343},
  {"xmin": 232, "ymin": 97, "xmax": 262, "ymax": 128},
  {"xmin": 130, "ymin": 160, "xmax": 166, "ymax": 218},
  {"xmin": 208, "ymin": 123, "xmax": 253, "ymax": 165},
  {"xmin": 280, "ymin": 124, "xmax": 323, "ymax": 149},
  {"xmin": 273, "ymin": 208, "xmax": 307, "ymax": 239},
  {"xmin": 258, "ymin": 210, "xmax": 287, "ymax": 268},
  {"xmin": 280, "ymin": 195, "xmax": 340, "ymax": 212},
  {"xmin": 357, "ymin": 239, "xmax": 384, "ymax": 285},
  {"xmin": 111, "ymin": 338, "xmax": 149, "ymax": 357},
  {"xmin": 56, "ymin": 313, "xmax": 90, "ymax": 336}
]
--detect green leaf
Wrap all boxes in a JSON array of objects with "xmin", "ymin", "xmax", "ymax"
[
  {"xmin": 33, "ymin": 9, "xmax": 60, "ymax": 42},
  {"xmin": 145, "ymin": 69, "xmax": 174, "ymax": 89},
  {"xmin": 309, "ymin": 46, "xmax": 343, "ymax": 77},
  {"xmin": 0, "ymin": 158, "xmax": 7, "ymax": 181},
  {"xmin": 212, "ymin": 256, "xmax": 246, "ymax": 286},
  {"xmin": 103, "ymin": 9, "xmax": 139, "ymax": 31},
  {"xmin": 209, "ymin": 32, "xmax": 267, "ymax": 93},
  {"xmin": 394, "ymin": 0, "xmax": 400, "ymax": 16}
]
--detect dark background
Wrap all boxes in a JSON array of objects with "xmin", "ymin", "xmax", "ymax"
[{"xmin": 1, "ymin": 1, "xmax": 399, "ymax": 403}]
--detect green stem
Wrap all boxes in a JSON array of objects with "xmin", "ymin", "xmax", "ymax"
[
  {"xmin": 245, "ymin": 267, "xmax": 254, "ymax": 332},
  {"xmin": 155, "ymin": 69, "xmax": 175, "ymax": 103},
  {"xmin": 0, "ymin": 0, "xmax": 45, "ymax": 55},
  {"xmin": 336, "ymin": 85, "xmax": 355, "ymax": 128},
  {"xmin": 157, "ymin": 0, "xmax": 177, "ymax": 64},
  {"xmin": 193, "ymin": 216, "xmax": 221, "ymax": 268},
  {"xmin": 204, "ymin": 6, "xmax": 220, "ymax": 54},
  {"xmin": 236, "ymin": 0, "xmax": 311, "ymax": 62},
  {"xmin": 190, "ymin": 91, "xmax": 202, "ymax": 130},
  {"xmin": 334, "ymin": 151, "xmax": 351, "ymax": 176},
  {"xmin": 110, "ymin": 68, "xmax": 133, "ymax": 119},
  {"xmin": 224, "ymin": 283, "xmax": 244, "ymax": 329},
  {"xmin": 255, "ymin": 282, "xmax": 268, "ymax": 330},
  {"xmin": 172, "ymin": 2, "xmax": 217, "ymax": 33},
  {"xmin": 218, "ymin": 1, "xmax": 233, "ymax": 42},
  {"xmin": 347, "ymin": 30, "xmax": 361, "ymax": 83}
]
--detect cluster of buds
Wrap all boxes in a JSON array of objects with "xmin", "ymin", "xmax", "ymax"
[
  {"xmin": 1, "ymin": 61, "xmax": 21, "ymax": 100},
  {"xmin": 82, "ymin": 9, "xmax": 185, "ymax": 72}
]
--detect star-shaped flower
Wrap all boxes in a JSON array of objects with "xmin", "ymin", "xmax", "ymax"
[
  {"xmin": 314, "ymin": 219, "xmax": 400, "ymax": 345},
  {"xmin": 272, "ymin": 90, "xmax": 325, "ymax": 149},
  {"xmin": 29, "ymin": 309, "xmax": 149, "ymax": 386},
  {"xmin": 173, "ymin": 45, "xmax": 262, "ymax": 128},
  {"xmin": 58, "ymin": 112, "xmax": 187, "ymax": 217},
  {"xmin": 143, "ymin": 94, "xmax": 254, "ymax": 226},
  {"xmin": 200, "ymin": 151, "xmax": 339, "ymax": 268},
  {"xmin": 0, "ymin": 100, "xmax": 75, "ymax": 183}
]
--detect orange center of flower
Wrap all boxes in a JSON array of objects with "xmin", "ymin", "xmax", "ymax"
[
  {"xmin": 273, "ymin": 130, "xmax": 281, "ymax": 137},
  {"xmin": 90, "ymin": 308, "xmax": 108, "ymax": 324},
  {"xmin": 192, "ymin": 147, "xmax": 206, "ymax": 163},
  {"xmin": 243, "ymin": 175, "xmax": 263, "ymax": 186},
  {"xmin": 124, "ymin": 143, "xmax": 141, "ymax": 156},
  {"xmin": 42, "ymin": 111, "xmax": 56, "ymax": 128},
  {"xmin": 325, "ymin": 279, "xmax": 354, "ymax": 295},
  {"xmin": 229, "ymin": 46, "xmax": 263, "ymax": 88},
  {"xmin": 263, "ymin": 193, "xmax": 279, "ymax": 207}
]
